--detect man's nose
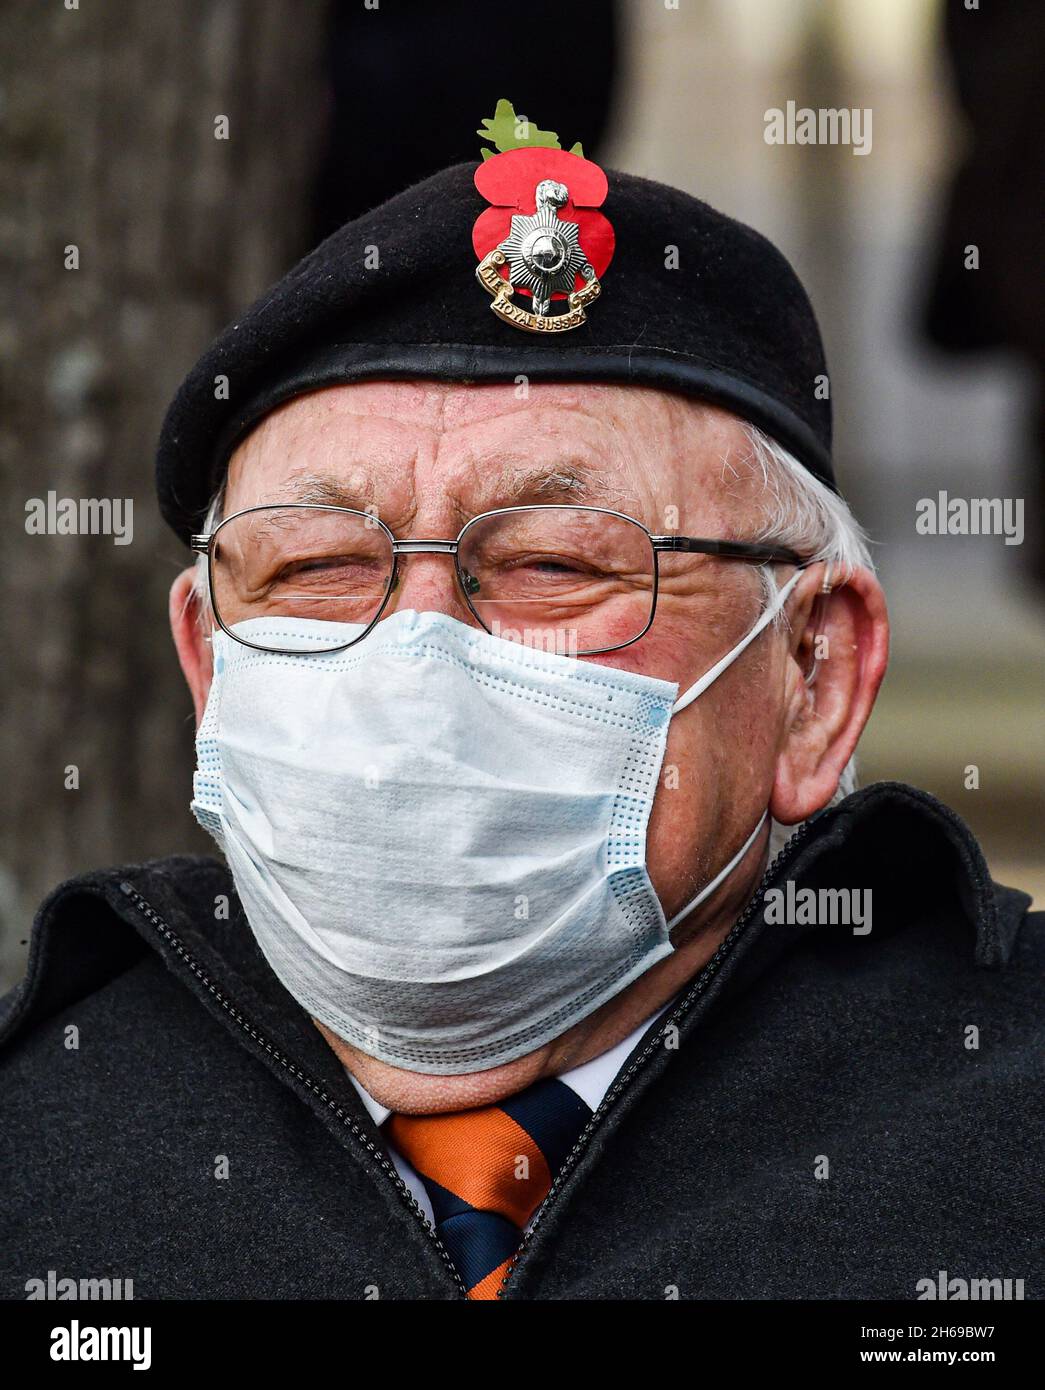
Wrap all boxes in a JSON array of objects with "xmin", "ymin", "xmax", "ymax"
[{"xmin": 385, "ymin": 551, "xmax": 475, "ymax": 625}]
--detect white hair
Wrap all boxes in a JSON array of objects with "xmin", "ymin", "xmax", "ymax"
[
  {"xmin": 740, "ymin": 422, "xmax": 873, "ymax": 597},
  {"xmin": 735, "ymin": 424, "xmax": 874, "ymax": 856},
  {"xmin": 192, "ymin": 485, "xmax": 224, "ymax": 616},
  {"xmin": 190, "ymin": 420, "xmax": 875, "ymax": 859}
]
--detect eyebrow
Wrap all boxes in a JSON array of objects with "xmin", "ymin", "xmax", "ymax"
[
  {"xmin": 271, "ymin": 474, "xmax": 377, "ymax": 510},
  {"xmin": 495, "ymin": 463, "xmax": 593, "ymax": 505},
  {"xmin": 476, "ymin": 451, "xmax": 647, "ymax": 510},
  {"xmin": 250, "ymin": 459, "xmax": 629, "ymax": 528}
]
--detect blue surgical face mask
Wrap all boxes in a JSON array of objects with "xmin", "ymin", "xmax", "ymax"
[{"xmin": 191, "ymin": 571, "xmax": 800, "ymax": 1075}]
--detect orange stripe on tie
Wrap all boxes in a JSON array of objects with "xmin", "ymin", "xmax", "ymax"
[
  {"xmin": 388, "ymin": 1107, "xmax": 552, "ymax": 1229},
  {"xmin": 468, "ymin": 1257, "xmax": 514, "ymax": 1302}
]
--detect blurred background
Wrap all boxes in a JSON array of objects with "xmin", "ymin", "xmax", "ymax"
[{"xmin": 1, "ymin": 0, "xmax": 1042, "ymax": 987}]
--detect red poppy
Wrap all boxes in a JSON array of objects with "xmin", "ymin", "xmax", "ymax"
[{"xmin": 473, "ymin": 148, "xmax": 615, "ymax": 301}]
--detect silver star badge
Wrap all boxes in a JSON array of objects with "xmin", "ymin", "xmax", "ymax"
[{"xmin": 476, "ymin": 179, "xmax": 602, "ymax": 334}]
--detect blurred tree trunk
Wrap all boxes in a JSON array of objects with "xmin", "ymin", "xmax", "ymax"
[{"xmin": 0, "ymin": 0, "xmax": 328, "ymax": 984}]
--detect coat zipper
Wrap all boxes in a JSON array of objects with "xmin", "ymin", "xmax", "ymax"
[
  {"xmin": 119, "ymin": 813, "xmax": 818, "ymax": 1302},
  {"xmin": 116, "ymin": 880, "xmax": 470, "ymax": 1300},
  {"xmin": 495, "ymin": 814, "xmax": 819, "ymax": 1297}
]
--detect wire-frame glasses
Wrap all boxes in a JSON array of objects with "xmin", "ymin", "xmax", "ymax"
[{"xmin": 190, "ymin": 503, "xmax": 804, "ymax": 656}]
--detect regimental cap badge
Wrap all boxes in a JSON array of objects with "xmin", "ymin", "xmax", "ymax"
[{"xmin": 472, "ymin": 99, "xmax": 615, "ymax": 334}]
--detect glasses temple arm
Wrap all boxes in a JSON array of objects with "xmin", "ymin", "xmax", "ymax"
[{"xmin": 651, "ymin": 536, "xmax": 804, "ymax": 565}]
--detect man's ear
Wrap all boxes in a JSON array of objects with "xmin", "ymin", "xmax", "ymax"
[
  {"xmin": 169, "ymin": 568, "xmax": 213, "ymax": 726},
  {"xmin": 770, "ymin": 564, "xmax": 889, "ymax": 825}
]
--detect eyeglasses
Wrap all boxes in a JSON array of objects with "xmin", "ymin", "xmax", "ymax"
[{"xmin": 191, "ymin": 503, "xmax": 804, "ymax": 656}]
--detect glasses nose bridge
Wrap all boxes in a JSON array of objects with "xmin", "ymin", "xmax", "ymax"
[
  {"xmin": 387, "ymin": 538, "xmax": 476, "ymax": 611},
  {"xmin": 390, "ymin": 538, "xmax": 460, "ymax": 557}
]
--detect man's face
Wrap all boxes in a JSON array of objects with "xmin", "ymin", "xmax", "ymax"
[
  {"xmin": 220, "ymin": 380, "xmax": 784, "ymax": 911},
  {"xmin": 173, "ymin": 379, "xmax": 887, "ymax": 1111}
]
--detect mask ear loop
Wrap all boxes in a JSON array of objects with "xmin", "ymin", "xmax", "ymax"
[
  {"xmin": 664, "ymin": 564, "xmax": 804, "ymax": 932},
  {"xmin": 666, "ymin": 809, "xmax": 768, "ymax": 930},
  {"xmin": 672, "ymin": 566, "xmax": 804, "ymax": 714}
]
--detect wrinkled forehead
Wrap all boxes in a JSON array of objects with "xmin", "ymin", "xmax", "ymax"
[{"xmin": 223, "ymin": 381, "xmax": 764, "ymax": 532}]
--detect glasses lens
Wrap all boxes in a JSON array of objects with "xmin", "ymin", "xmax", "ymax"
[
  {"xmin": 211, "ymin": 506, "xmax": 393, "ymax": 651},
  {"xmin": 458, "ymin": 507, "xmax": 655, "ymax": 655}
]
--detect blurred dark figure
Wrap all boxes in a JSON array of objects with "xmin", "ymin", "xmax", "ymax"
[
  {"xmin": 923, "ymin": 0, "xmax": 1045, "ymax": 588},
  {"xmin": 312, "ymin": 0, "xmax": 619, "ymax": 239}
]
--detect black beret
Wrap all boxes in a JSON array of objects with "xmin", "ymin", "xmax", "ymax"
[{"xmin": 156, "ymin": 162, "xmax": 834, "ymax": 542}]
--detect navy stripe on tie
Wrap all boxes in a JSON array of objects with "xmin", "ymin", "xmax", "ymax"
[
  {"xmin": 420, "ymin": 1175, "xmax": 474, "ymax": 1226},
  {"xmin": 435, "ymin": 1209, "xmax": 522, "ymax": 1290},
  {"xmin": 499, "ymin": 1077, "xmax": 592, "ymax": 1180}
]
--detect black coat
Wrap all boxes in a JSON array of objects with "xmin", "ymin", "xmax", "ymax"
[{"xmin": 2, "ymin": 782, "xmax": 1041, "ymax": 1300}]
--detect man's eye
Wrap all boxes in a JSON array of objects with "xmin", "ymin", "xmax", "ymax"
[
  {"xmin": 533, "ymin": 558, "xmax": 584, "ymax": 575},
  {"xmin": 277, "ymin": 554, "xmax": 377, "ymax": 578},
  {"xmin": 507, "ymin": 553, "xmax": 601, "ymax": 578},
  {"xmin": 287, "ymin": 557, "xmax": 351, "ymax": 575}
]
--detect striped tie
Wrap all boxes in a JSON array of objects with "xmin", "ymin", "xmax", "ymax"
[{"xmin": 386, "ymin": 1077, "xmax": 593, "ymax": 1299}]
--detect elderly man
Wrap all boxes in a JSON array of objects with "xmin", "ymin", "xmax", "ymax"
[{"xmin": 2, "ymin": 137, "xmax": 1040, "ymax": 1304}]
